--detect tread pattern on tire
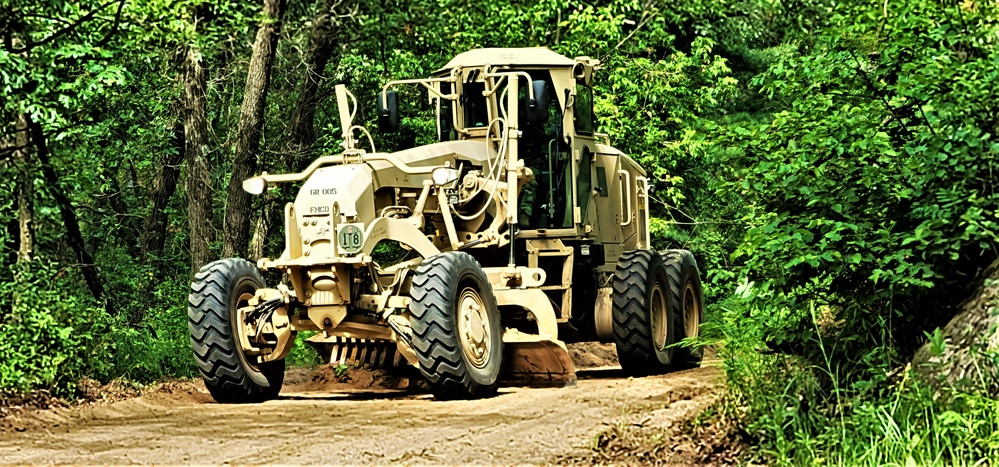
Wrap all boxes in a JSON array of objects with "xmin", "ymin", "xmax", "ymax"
[
  {"xmin": 612, "ymin": 249, "xmax": 672, "ymax": 374},
  {"xmin": 188, "ymin": 258, "xmax": 284, "ymax": 403},
  {"xmin": 409, "ymin": 252, "xmax": 500, "ymax": 399},
  {"xmin": 661, "ymin": 249, "xmax": 704, "ymax": 369}
]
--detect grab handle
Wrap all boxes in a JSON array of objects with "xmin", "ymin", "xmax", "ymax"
[{"xmin": 618, "ymin": 170, "xmax": 632, "ymax": 227}]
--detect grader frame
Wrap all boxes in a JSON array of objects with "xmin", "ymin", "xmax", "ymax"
[{"xmin": 187, "ymin": 48, "xmax": 704, "ymax": 402}]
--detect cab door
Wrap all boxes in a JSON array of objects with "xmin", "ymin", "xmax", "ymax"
[{"xmin": 570, "ymin": 82, "xmax": 598, "ymax": 234}]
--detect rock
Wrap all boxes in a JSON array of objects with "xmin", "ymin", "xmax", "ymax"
[{"xmin": 912, "ymin": 258, "xmax": 999, "ymax": 396}]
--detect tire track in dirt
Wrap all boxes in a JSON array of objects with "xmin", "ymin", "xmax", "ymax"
[{"xmin": 0, "ymin": 351, "xmax": 721, "ymax": 465}]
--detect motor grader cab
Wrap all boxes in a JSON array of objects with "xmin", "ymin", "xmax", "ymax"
[{"xmin": 188, "ymin": 48, "xmax": 705, "ymax": 402}]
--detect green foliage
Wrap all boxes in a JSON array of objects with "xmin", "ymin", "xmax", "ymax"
[
  {"xmin": 0, "ymin": 260, "xmax": 197, "ymax": 396},
  {"xmin": 0, "ymin": 263, "xmax": 89, "ymax": 394},
  {"xmin": 717, "ymin": 299, "xmax": 999, "ymax": 465},
  {"xmin": 714, "ymin": 0, "xmax": 999, "ymax": 362},
  {"xmin": 81, "ymin": 276, "xmax": 198, "ymax": 383},
  {"xmin": 333, "ymin": 363, "xmax": 350, "ymax": 380},
  {"xmin": 285, "ymin": 332, "xmax": 322, "ymax": 368},
  {"xmin": 699, "ymin": 1, "xmax": 999, "ymax": 464}
]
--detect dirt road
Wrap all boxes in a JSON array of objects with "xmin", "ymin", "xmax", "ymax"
[{"xmin": 0, "ymin": 357, "xmax": 720, "ymax": 465}]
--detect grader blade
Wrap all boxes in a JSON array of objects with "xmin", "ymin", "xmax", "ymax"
[
  {"xmin": 307, "ymin": 336, "xmax": 405, "ymax": 369},
  {"xmin": 500, "ymin": 340, "xmax": 577, "ymax": 387}
]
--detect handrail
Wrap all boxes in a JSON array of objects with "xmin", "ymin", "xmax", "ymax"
[
  {"xmin": 481, "ymin": 69, "xmax": 536, "ymax": 102},
  {"xmin": 618, "ymin": 170, "xmax": 632, "ymax": 227},
  {"xmin": 381, "ymin": 76, "xmax": 458, "ymax": 104},
  {"xmin": 381, "ymin": 70, "xmax": 463, "ymax": 137},
  {"xmin": 257, "ymin": 152, "xmax": 434, "ymax": 185},
  {"xmin": 636, "ymin": 176, "xmax": 650, "ymax": 246}
]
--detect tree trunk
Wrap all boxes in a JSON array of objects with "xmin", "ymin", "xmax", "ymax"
[
  {"xmin": 14, "ymin": 113, "xmax": 32, "ymax": 264},
  {"xmin": 182, "ymin": 47, "xmax": 216, "ymax": 274},
  {"xmin": 3, "ymin": 220, "xmax": 16, "ymax": 276},
  {"xmin": 28, "ymin": 117, "xmax": 110, "ymax": 312},
  {"xmin": 248, "ymin": 206, "xmax": 270, "ymax": 260},
  {"xmin": 247, "ymin": 0, "xmax": 350, "ymax": 260},
  {"xmin": 913, "ymin": 257, "xmax": 999, "ymax": 396},
  {"xmin": 141, "ymin": 122, "xmax": 186, "ymax": 263},
  {"xmin": 284, "ymin": 0, "xmax": 351, "ymax": 172},
  {"xmin": 222, "ymin": 0, "xmax": 287, "ymax": 259}
]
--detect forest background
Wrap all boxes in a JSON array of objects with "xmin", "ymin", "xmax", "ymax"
[{"xmin": 2, "ymin": 0, "xmax": 998, "ymax": 464}]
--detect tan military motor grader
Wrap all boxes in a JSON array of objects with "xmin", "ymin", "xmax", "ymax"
[{"xmin": 188, "ymin": 48, "xmax": 705, "ymax": 402}]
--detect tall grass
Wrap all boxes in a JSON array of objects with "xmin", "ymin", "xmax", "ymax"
[{"xmin": 712, "ymin": 299, "xmax": 999, "ymax": 466}]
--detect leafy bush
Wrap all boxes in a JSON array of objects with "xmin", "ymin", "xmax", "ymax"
[
  {"xmin": 700, "ymin": 3, "xmax": 999, "ymax": 464},
  {"xmin": 0, "ymin": 258, "xmax": 198, "ymax": 396},
  {"xmin": 285, "ymin": 331, "xmax": 323, "ymax": 369},
  {"xmin": 715, "ymin": 0, "xmax": 999, "ymax": 361},
  {"xmin": 79, "ymin": 276, "xmax": 198, "ymax": 384},
  {"xmin": 0, "ymin": 262, "xmax": 94, "ymax": 395}
]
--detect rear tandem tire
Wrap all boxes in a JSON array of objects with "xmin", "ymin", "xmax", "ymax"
[
  {"xmin": 409, "ymin": 252, "xmax": 502, "ymax": 399},
  {"xmin": 662, "ymin": 249, "xmax": 705, "ymax": 369},
  {"xmin": 188, "ymin": 258, "xmax": 284, "ymax": 403},
  {"xmin": 612, "ymin": 250, "xmax": 679, "ymax": 375}
]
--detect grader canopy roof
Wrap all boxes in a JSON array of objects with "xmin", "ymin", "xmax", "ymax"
[{"xmin": 439, "ymin": 47, "xmax": 576, "ymax": 70}]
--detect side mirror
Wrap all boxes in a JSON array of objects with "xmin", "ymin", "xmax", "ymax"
[
  {"xmin": 524, "ymin": 80, "xmax": 550, "ymax": 124},
  {"xmin": 377, "ymin": 90, "xmax": 400, "ymax": 132}
]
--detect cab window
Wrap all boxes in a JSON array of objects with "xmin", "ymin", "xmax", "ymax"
[
  {"xmin": 438, "ymin": 82, "xmax": 456, "ymax": 141},
  {"xmin": 573, "ymin": 84, "xmax": 595, "ymax": 135},
  {"xmin": 461, "ymin": 82, "xmax": 488, "ymax": 128}
]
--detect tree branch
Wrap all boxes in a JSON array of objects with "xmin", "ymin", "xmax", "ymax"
[
  {"xmin": 9, "ymin": 0, "xmax": 124, "ymax": 53},
  {"xmin": 93, "ymin": 0, "xmax": 127, "ymax": 48},
  {"xmin": 599, "ymin": 3, "xmax": 662, "ymax": 63},
  {"xmin": 0, "ymin": 144, "xmax": 29, "ymax": 162}
]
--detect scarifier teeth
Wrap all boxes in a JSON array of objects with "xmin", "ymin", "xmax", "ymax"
[{"xmin": 308, "ymin": 337, "xmax": 406, "ymax": 369}]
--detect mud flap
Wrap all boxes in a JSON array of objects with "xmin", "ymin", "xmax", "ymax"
[{"xmin": 499, "ymin": 339, "xmax": 577, "ymax": 387}]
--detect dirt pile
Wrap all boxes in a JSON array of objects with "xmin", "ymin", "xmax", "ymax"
[
  {"xmin": 76, "ymin": 376, "xmax": 142, "ymax": 403},
  {"xmin": 567, "ymin": 342, "xmax": 619, "ymax": 369},
  {"xmin": 0, "ymin": 389, "xmax": 65, "ymax": 434},
  {"xmin": 284, "ymin": 365, "xmax": 427, "ymax": 393}
]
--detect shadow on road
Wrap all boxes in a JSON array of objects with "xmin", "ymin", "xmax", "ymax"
[
  {"xmin": 277, "ymin": 389, "xmax": 430, "ymax": 402},
  {"xmin": 576, "ymin": 366, "xmax": 627, "ymax": 379},
  {"xmin": 275, "ymin": 365, "xmax": 638, "ymax": 402}
]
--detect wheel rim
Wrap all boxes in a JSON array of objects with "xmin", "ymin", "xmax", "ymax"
[
  {"xmin": 457, "ymin": 286, "xmax": 491, "ymax": 369},
  {"xmin": 650, "ymin": 282, "xmax": 668, "ymax": 350},
  {"xmin": 683, "ymin": 281, "xmax": 700, "ymax": 339}
]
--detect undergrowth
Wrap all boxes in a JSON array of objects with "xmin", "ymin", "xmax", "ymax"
[
  {"xmin": 0, "ymin": 261, "xmax": 327, "ymax": 400},
  {"xmin": 710, "ymin": 298, "xmax": 999, "ymax": 466},
  {"xmin": 285, "ymin": 331, "xmax": 322, "ymax": 368},
  {"xmin": 0, "ymin": 262, "xmax": 198, "ymax": 397}
]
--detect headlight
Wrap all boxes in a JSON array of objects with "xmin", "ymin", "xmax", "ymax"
[
  {"xmin": 431, "ymin": 167, "xmax": 460, "ymax": 186},
  {"xmin": 242, "ymin": 176, "xmax": 268, "ymax": 195}
]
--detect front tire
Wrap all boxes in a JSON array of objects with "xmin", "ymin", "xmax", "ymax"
[
  {"xmin": 409, "ymin": 252, "xmax": 503, "ymax": 399},
  {"xmin": 188, "ymin": 258, "xmax": 284, "ymax": 403},
  {"xmin": 612, "ymin": 250, "xmax": 679, "ymax": 375}
]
